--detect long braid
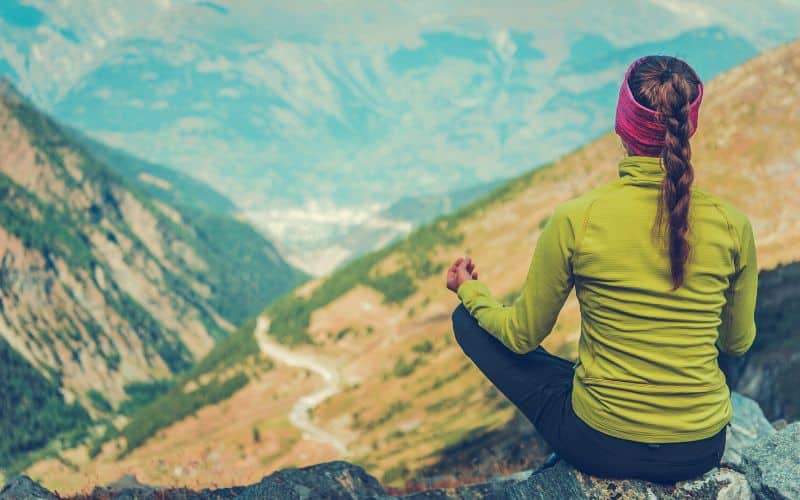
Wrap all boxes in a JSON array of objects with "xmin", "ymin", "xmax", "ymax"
[
  {"xmin": 629, "ymin": 56, "xmax": 700, "ymax": 290},
  {"xmin": 658, "ymin": 72, "xmax": 695, "ymax": 290}
]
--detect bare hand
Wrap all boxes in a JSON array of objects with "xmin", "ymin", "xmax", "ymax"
[{"xmin": 446, "ymin": 256, "xmax": 479, "ymax": 293}]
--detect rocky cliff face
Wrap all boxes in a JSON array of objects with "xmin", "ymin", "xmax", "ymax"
[
  {"xmin": 732, "ymin": 261, "xmax": 800, "ymax": 421},
  {"xmin": 2, "ymin": 393, "xmax": 797, "ymax": 499},
  {"xmin": 0, "ymin": 78, "xmax": 304, "ymax": 465}
]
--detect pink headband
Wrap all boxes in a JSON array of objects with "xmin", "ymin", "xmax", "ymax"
[{"xmin": 614, "ymin": 56, "xmax": 703, "ymax": 157}]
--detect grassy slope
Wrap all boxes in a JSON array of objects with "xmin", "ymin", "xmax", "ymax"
[{"xmin": 117, "ymin": 317, "xmax": 271, "ymax": 455}]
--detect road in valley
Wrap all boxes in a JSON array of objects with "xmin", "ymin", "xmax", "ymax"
[{"xmin": 254, "ymin": 316, "xmax": 348, "ymax": 455}]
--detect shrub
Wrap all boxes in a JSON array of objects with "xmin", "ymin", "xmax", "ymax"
[
  {"xmin": 392, "ymin": 356, "xmax": 423, "ymax": 378},
  {"xmin": 335, "ymin": 327, "xmax": 353, "ymax": 340},
  {"xmin": 365, "ymin": 401, "xmax": 410, "ymax": 430},
  {"xmin": 118, "ymin": 379, "xmax": 175, "ymax": 416},
  {"xmin": 382, "ymin": 462, "xmax": 410, "ymax": 484},
  {"xmin": 87, "ymin": 390, "xmax": 112, "ymax": 413},
  {"xmin": 411, "ymin": 340, "xmax": 433, "ymax": 354}
]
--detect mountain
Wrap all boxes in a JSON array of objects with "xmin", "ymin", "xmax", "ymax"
[
  {"xmin": 3, "ymin": 1, "xmax": 800, "ymax": 261},
  {"xmin": 58, "ymin": 128, "xmax": 310, "ymax": 323},
  {"xmin": 19, "ymin": 36, "xmax": 800, "ymax": 494},
  {"xmin": 0, "ymin": 78, "xmax": 305, "ymax": 469}
]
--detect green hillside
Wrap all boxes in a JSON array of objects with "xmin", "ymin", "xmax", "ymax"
[{"xmin": 0, "ymin": 337, "xmax": 90, "ymax": 470}]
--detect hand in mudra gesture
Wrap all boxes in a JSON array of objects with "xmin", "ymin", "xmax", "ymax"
[{"xmin": 446, "ymin": 256, "xmax": 478, "ymax": 293}]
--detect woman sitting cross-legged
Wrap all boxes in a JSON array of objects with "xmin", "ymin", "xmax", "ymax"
[{"xmin": 446, "ymin": 55, "xmax": 757, "ymax": 484}]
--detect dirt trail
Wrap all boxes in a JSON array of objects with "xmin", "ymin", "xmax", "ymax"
[{"xmin": 254, "ymin": 316, "xmax": 348, "ymax": 455}]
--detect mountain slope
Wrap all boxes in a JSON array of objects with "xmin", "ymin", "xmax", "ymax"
[
  {"xmin": 64, "ymin": 129, "xmax": 237, "ymax": 216},
  {"xmin": 262, "ymin": 36, "xmax": 800, "ymax": 483},
  {"xmin": 59, "ymin": 128, "xmax": 309, "ymax": 323},
  {"xmin": 0, "ymin": 78, "xmax": 305, "ymax": 467},
  {"xmin": 23, "ymin": 37, "xmax": 800, "ymax": 492}
]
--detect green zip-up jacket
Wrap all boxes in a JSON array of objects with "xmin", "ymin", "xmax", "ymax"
[{"xmin": 456, "ymin": 155, "xmax": 758, "ymax": 443}]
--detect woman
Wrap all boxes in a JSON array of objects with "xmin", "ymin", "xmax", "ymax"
[{"xmin": 446, "ymin": 55, "xmax": 758, "ymax": 483}]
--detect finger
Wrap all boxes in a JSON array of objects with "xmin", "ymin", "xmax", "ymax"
[{"xmin": 472, "ymin": 271, "xmax": 478, "ymax": 279}]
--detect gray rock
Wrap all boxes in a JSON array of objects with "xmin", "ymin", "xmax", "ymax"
[
  {"xmin": 0, "ymin": 462, "xmax": 384, "ymax": 500},
  {"xmin": 206, "ymin": 460, "xmax": 386, "ymax": 499},
  {"xmin": 741, "ymin": 422, "xmax": 800, "ymax": 500},
  {"xmin": 397, "ymin": 479, "xmax": 521, "ymax": 499},
  {"xmin": 0, "ymin": 475, "xmax": 56, "ymax": 500},
  {"xmin": 723, "ymin": 392, "xmax": 777, "ymax": 468},
  {"xmin": 399, "ymin": 460, "xmax": 756, "ymax": 500},
  {"xmin": 771, "ymin": 419, "xmax": 788, "ymax": 431},
  {"xmin": 501, "ymin": 461, "xmax": 586, "ymax": 499},
  {"xmin": 88, "ymin": 473, "xmax": 162, "ymax": 498},
  {"xmin": 574, "ymin": 466, "xmax": 753, "ymax": 500}
]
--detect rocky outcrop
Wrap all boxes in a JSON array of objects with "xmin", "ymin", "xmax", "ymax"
[
  {"xmin": 2, "ymin": 393, "xmax": 797, "ymax": 499},
  {"xmin": 740, "ymin": 423, "xmax": 800, "ymax": 500},
  {"xmin": 0, "ymin": 461, "xmax": 385, "ymax": 500},
  {"xmin": 733, "ymin": 261, "xmax": 800, "ymax": 422}
]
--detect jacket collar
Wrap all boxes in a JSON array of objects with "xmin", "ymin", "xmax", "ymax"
[{"xmin": 618, "ymin": 155, "xmax": 666, "ymax": 182}]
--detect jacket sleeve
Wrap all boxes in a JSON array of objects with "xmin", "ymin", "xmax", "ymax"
[
  {"xmin": 455, "ymin": 204, "xmax": 577, "ymax": 354},
  {"xmin": 717, "ymin": 218, "xmax": 758, "ymax": 356}
]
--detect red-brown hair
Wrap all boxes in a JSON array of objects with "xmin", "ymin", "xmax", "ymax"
[{"xmin": 627, "ymin": 55, "xmax": 701, "ymax": 290}]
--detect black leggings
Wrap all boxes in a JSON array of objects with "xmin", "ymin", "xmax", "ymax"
[{"xmin": 451, "ymin": 303, "xmax": 727, "ymax": 483}]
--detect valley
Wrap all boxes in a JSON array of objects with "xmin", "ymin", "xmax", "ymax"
[
  {"xmin": 18, "ymin": 34, "xmax": 800, "ymax": 496},
  {"xmin": 0, "ymin": 3, "xmax": 799, "ymax": 495}
]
